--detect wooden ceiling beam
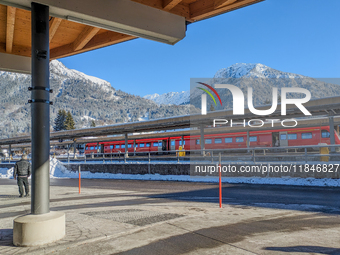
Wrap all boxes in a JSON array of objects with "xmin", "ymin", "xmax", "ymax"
[
  {"xmin": 49, "ymin": 17, "xmax": 62, "ymax": 43},
  {"xmin": 190, "ymin": 0, "xmax": 263, "ymax": 21},
  {"xmin": 73, "ymin": 26, "xmax": 101, "ymax": 51},
  {"xmin": 51, "ymin": 31, "xmax": 135, "ymax": 59},
  {"xmin": 0, "ymin": 42, "xmax": 31, "ymax": 57},
  {"xmin": 132, "ymin": 0, "xmax": 191, "ymax": 20},
  {"xmin": 163, "ymin": 0, "xmax": 183, "ymax": 11},
  {"xmin": 6, "ymin": 6, "xmax": 16, "ymax": 53},
  {"xmin": 214, "ymin": 0, "xmax": 237, "ymax": 9}
]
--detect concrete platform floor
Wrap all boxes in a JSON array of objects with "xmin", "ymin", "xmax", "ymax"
[{"xmin": 1, "ymin": 178, "xmax": 340, "ymax": 254}]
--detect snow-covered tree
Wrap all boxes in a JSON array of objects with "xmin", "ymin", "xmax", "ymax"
[{"xmin": 64, "ymin": 111, "xmax": 75, "ymax": 130}]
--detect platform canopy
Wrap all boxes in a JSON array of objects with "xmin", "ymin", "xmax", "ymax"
[{"xmin": 0, "ymin": 0, "xmax": 263, "ymax": 73}]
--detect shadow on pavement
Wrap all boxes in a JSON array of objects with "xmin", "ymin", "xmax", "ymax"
[
  {"xmin": 149, "ymin": 184, "xmax": 340, "ymax": 214},
  {"xmin": 264, "ymin": 246, "xmax": 340, "ymax": 255},
  {"xmin": 0, "ymin": 229, "xmax": 13, "ymax": 247},
  {"xmin": 112, "ymin": 214, "xmax": 340, "ymax": 255}
]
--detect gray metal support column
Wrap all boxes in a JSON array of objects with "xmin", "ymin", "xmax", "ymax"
[
  {"xmin": 96, "ymin": 142, "xmax": 99, "ymax": 153},
  {"xmin": 200, "ymin": 125, "xmax": 205, "ymax": 156},
  {"xmin": 247, "ymin": 131, "xmax": 250, "ymax": 149},
  {"xmin": 31, "ymin": 2, "xmax": 50, "ymax": 215},
  {"xmin": 181, "ymin": 135, "xmax": 184, "ymax": 148},
  {"xmin": 8, "ymin": 144, "xmax": 11, "ymax": 158},
  {"xmin": 329, "ymin": 116, "xmax": 336, "ymax": 153},
  {"xmin": 125, "ymin": 133, "xmax": 128, "ymax": 158}
]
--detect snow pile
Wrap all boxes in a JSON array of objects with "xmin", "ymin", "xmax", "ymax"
[
  {"xmin": 50, "ymin": 157, "xmax": 73, "ymax": 178},
  {"xmin": 0, "ymin": 167, "xmax": 14, "ymax": 179}
]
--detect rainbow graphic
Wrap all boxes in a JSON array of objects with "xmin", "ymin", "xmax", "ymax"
[{"xmin": 197, "ymin": 82, "xmax": 222, "ymax": 106}]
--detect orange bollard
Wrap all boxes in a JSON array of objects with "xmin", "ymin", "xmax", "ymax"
[{"xmin": 79, "ymin": 165, "xmax": 81, "ymax": 194}]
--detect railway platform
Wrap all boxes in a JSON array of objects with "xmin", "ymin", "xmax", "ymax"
[{"xmin": 1, "ymin": 178, "xmax": 340, "ymax": 254}]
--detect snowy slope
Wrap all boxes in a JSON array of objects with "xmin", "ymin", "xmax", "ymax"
[{"xmin": 144, "ymin": 91, "xmax": 190, "ymax": 105}]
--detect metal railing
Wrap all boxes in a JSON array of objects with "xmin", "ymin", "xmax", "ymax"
[
  {"xmin": 53, "ymin": 144, "xmax": 340, "ymax": 164},
  {"xmin": 1, "ymin": 144, "xmax": 339, "ymax": 164}
]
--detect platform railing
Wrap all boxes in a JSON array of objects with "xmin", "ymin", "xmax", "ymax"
[
  {"xmin": 1, "ymin": 144, "xmax": 339, "ymax": 164},
  {"xmin": 53, "ymin": 144, "xmax": 340, "ymax": 164}
]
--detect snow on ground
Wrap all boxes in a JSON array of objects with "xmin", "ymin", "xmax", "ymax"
[
  {"xmin": 2, "ymin": 158, "xmax": 340, "ymax": 187},
  {"xmin": 0, "ymin": 167, "xmax": 13, "ymax": 179}
]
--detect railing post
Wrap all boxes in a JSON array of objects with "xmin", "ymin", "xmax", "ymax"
[
  {"xmin": 252, "ymin": 149, "xmax": 256, "ymax": 163},
  {"xmin": 304, "ymin": 147, "xmax": 307, "ymax": 163},
  {"xmin": 211, "ymin": 151, "xmax": 213, "ymax": 163}
]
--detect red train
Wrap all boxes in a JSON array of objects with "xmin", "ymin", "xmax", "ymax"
[{"xmin": 84, "ymin": 126, "xmax": 340, "ymax": 155}]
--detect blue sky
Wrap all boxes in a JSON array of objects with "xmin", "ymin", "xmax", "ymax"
[{"xmin": 59, "ymin": 0, "xmax": 340, "ymax": 97}]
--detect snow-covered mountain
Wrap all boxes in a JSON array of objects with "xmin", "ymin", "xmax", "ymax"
[
  {"xmin": 144, "ymin": 63, "xmax": 339, "ymax": 108},
  {"xmin": 0, "ymin": 60, "xmax": 197, "ymax": 138},
  {"xmin": 144, "ymin": 91, "xmax": 190, "ymax": 105},
  {"xmin": 213, "ymin": 63, "xmax": 304, "ymax": 79}
]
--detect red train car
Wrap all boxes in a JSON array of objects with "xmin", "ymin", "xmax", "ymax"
[{"xmin": 85, "ymin": 126, "xmax": 340, "ymax": 155}]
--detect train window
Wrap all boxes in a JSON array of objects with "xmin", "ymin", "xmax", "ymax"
[
  {"xmin": 146, "ymin": 143, "xmax": 151, "ymax": 147},
  {"xmin": 115, "ymin": 145, "xmax": 120, "ymax": 149},
  {"xmin": 110, "ymin": 145, "xmax": 113, "ymax": 149},
  {"xmin": 86, "ymin": 147, "xmax": 88, "ymax": 150},
  {"xmin": 90, "ymin": 146, "xmax": 94, "ymax": 150},
  {"xmin": 249, "ymin": 136, "xmax": 257, "ymax": 142},
  {"xmin": 179, "ymin": 140, "xmax": 186, "ymax": 145},
  {"xmin": 215, "ymin": 138, "xmax": 222, "ymax": 144},
  {"xmin": 205, "ymin": 139, "xmax": 212, "ymax": 144},
  {"xmin": 171, "ymin": 141, "xmax": 175, "ymax": 146},
  {"xmin": 301, "ymin": 133, "xmax": 312, "ymax": 139},
  {"xmin": 135, "ymin": 144, "xmax": 138, "ymax": 148},
  {"xmin": 288, "ymin": 134, "xmax": 297, "ymax": 140},
  {"xmin": 95, "ymin": 146, "xmax": 97, "ymax": 150},
  {"xmin": 280, "ymin": 134, "xmax": 287, "ymax": 140},
  {"xmin": 153, "ymin": 142, "xmax": 159, "ymax": 147},
  {"xmin": 225, "ymin": 138, "xmax": 232, "ymax": 143},
  {"xmin": 128, "ymin": 144, "xmax": 132, "ymax": 148},
  {"xmin": 196, "ymin": 139, "xmax": 200, "ymax": 145},
  {"xmin": 139, "ymin": 143, "xmax": 145, "ymax": 148},
  {"xmin": 321, "ymin": 130, "xmax": 330, "ymax": 138},
  {"xmin": 121, "ymin": 145, "xmax": 125, "ymax": 148},
  {"xmin": 236, "ymin": 137, "xmax": 244, "ymax": 143}
]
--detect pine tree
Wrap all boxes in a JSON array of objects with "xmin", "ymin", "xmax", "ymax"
[
  {"xmin": 90, "ymin": 120, "xmax": 96, "ymax": 127},
  {"xmin": 54, "ymin": 109, "xmax": 66, "ymax": 131},
  {"xmin": 64, "ymin": 111, "xmax": 75, "ymax": 130}
]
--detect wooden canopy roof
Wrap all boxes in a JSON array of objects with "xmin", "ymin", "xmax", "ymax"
[{"xmin": 0, "ymin": 0, "xmax": 263, "ymax": 61}]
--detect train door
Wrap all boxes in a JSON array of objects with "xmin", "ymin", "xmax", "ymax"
[
  {"xmin": 162, "ymin": 140, "xmax": 167, "ymax": 151},
  {"xmin": 170, "ymin": 139, "xmax": 175, "ymax": 151},
  {"xmin": 157, "ymin": 140, "xmax": 162, "ymax": 152},
  {"xmin": 272, "ymin": 132, "xmax": 280, "ymax": 147},
  {"xmin": 279, "ymin": 132, "xmax": 288, "ymax": 147}
]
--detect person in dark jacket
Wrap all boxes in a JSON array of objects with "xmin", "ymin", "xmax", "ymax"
[{"xmin": 13, "ymin": 154, "xmax": 31, "ymax": 198}]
